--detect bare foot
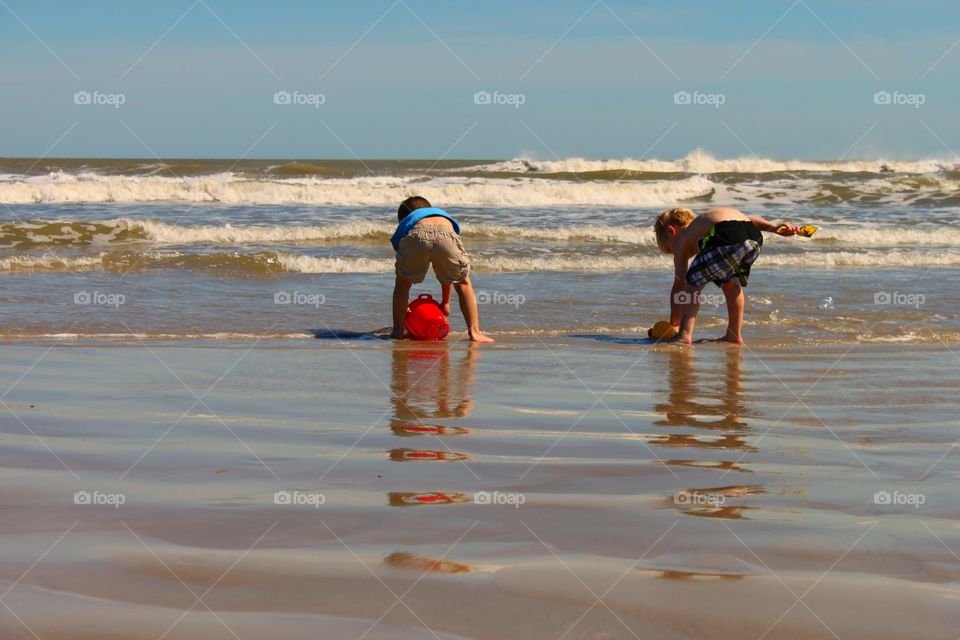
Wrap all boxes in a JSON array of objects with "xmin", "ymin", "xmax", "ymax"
[
  {"xmin": 721, "ymin": 330, "xmax": 744, "ymax": 344},
  {"xmin": 697, "ymin": 333, "xmax": 744, "ymax": 345},
  {"xmin": 468, "ymin": 330, "xmax": 495, "ymax": 344}
]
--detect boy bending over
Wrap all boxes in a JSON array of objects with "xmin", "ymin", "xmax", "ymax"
[
  {"xmin": 654, "ymin": 207, "xmax": 797, "ymax": 345},
  {"xmin": 391, "ymin": 196, "xmax": 494, "ymax": 343}
]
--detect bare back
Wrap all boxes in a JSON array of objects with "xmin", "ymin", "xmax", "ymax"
[
  {"xmin": 675, "ymin": 207, "xmax": 751, "ymax": 261},
  {"xmin": 416, "ymin": 216, "xmax": 455, "ymax": 230}
]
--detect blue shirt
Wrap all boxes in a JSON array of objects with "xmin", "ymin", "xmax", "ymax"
[{"xmin": 390, "ymin": 207, "xmax": 461, "ymax": 251}]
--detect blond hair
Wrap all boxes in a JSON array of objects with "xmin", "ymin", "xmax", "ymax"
[{"xmin": 654, "ymin": 207, "xmax": 696, "ymax": 247}]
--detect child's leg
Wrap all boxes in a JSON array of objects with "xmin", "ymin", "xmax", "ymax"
[
  {"xmin": 721, "ymin": 280, "xmax": 745, "ymax": 344},
  {"xmin": 452, "ymin": 277, "xmax": 495, "ymax": 343},
  {"xmin": 392, "ymin": 276, "xmax": 414, "ymax": 338},
  {"xmin": 676, "ymin": 283, "xmax": 705, "ymax": 344}
]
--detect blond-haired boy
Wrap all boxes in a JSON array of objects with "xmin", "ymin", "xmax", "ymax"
[{"xmin": 654, "ymin": 207, "xmax": 798, "ymax": 344}]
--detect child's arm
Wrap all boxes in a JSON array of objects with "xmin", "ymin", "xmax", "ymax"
[
  {"xmin": 748, "ymin": 215, "xmax": 799, "ymax": 236},
  {"xmin": 392, "ymin": 276, "xmax": 413, "ymax": 338},
  {"xmin": 669, "ymin": 251, "xmax": 688, "ymax": 327},
  {"xmin": 440, "ymin": 282, "xmax": 452, "ymax": 316}
]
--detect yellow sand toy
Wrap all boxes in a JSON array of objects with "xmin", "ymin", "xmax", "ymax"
[
  {"xmin": 777, "ymin": 224, "xmax": 819, "ymax": 237},
  {"xmin": 648, "ymin": 321, "xmax": 679, "ymax": 340}
]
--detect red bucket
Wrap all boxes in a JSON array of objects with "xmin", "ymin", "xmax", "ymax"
[{"xmin": 404, "ymin": 294, "xmax": 450, "ymax": 341}]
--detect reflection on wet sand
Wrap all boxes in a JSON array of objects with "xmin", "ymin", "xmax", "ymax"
[
  {"xmin": 387, "ymin": 491, "xmax": 471, "ymax": 507},
  {"xmin": 655, "ymin": 348, "xmax": 756, "ymax": 431},
  {"xmin": 663, "ymin": 460, "xmax": 751, "ymax": 473},
  {"xmin": 388, "ymin": 448, "xmax": 469, "ymax": 462},
  {"xmin": 383, "ymin": 551, "xmax": 472, "ymax": 574},
  {"xmin": 390, "ymin": 346, "xmax": 477, "ymax": 423},
  {"xmin": 390, "ymin": 424, "xmax": 470, "ymax": 437},
  {"xmin": 653, "ymin": 433, "xmax": 757, "ymax": 453},
  {"xmin": 656, "ymin": 348, "xmax": 766, "ymax": 519},
  {"xmin": 386, "ymin": 346, "xmax": 478, "ymax": 506},
  {"xmin": 670, "ymin": 485, "xmax": 766, "ymax": 520},
  {"xmin": 658, "ymin": 570, "xmax": 745, "ymax": 581},
  {"xmin": 643, "ymin": 551, "xmax": 763, "ymax": 581}
]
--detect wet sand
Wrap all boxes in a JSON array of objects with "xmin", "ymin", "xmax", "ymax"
[{"xmin": 0, "ymin": 339, "xmax": 958, "ymax": 639}]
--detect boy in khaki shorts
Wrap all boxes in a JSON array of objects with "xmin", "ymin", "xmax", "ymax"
[{"xmin": 391, "ymin": 196, "xmax": 494, "ymax": 343}]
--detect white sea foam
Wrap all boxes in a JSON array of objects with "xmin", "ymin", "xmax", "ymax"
[
  {"xmin": 2, "ymin": 151, "xmax": 958, "ymax": 207},
  {"xmin": 0, "ymin": 172, "xmax": 719, "ymax": 207},
  {"xmin": 134, "ymin": 219, "xmax": 657, "ymax": 245},
  {"xmin": 135, "ymin": 219, "xmax": 392, "ymax": 243},
  {"xmin": 6, "ymin": 218, "xmax": 955, "ymax": 248},
  {"xmin": 134, "ymin": 221, "xmax": 957, "ymax": 247},
  {"xmin": 465, "ymin": 150, "xmax": 957, "ymax": 175},
  {"xmin": 241, "ymin": 247, "xmax": 960, "ymax": 272},
  {"xmin": 0, "ymin": 253, "xmax": 107, "ymax": 272},
  {"xmin": 274, "ymin": 254, "xmax": 393, "ymax": 273},
  {"xmin": 5, "ymin": 249, "xmax": 954, "ymax": 274}
]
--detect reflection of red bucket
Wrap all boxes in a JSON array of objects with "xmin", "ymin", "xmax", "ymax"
[
  {"xmin": 391, "ymin": 424, "xmax": 470, "ymax": 437},
  {"xmin": 404, "ymin": 450, "xmax": 441, "ymax": 460},
  {"xmin": 388, "ymin": 491, "xmax": 467, "ymax": 506},
  {"xmin": 408, "ymin": 492, "xmax": 454, "ymax": 504},
  {"xmin": 404, "ymin": 294, "xmax": 449, "ymax": 341},
  {"xmin": 388, "ymin": 448, "xmax": 469, "ymax": 462}
]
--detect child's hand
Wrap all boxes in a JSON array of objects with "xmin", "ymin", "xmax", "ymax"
[
  {"xmin": 440, "ymin": 301, "xmax": 451, "ymax": 317},
  {"xmin": 774, "ymin": 223, "xmax": 799, "ymax": 236}
]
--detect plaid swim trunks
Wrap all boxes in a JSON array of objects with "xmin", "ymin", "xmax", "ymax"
[{"xmin": 685, "ymin": 220, "xmax": 763, "ymax": 288}]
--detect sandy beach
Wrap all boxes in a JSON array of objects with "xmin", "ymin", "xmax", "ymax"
[
  {"xmin": 4, "ymin": 1, "xmax": 959, "ymax": 635},
  {"xmin": 1, "ymin": 339, "xmax": 957, "ymax": 639}
]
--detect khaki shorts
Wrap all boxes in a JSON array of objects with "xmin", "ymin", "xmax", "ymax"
[{"xmin": 395, "ymin": 225, "xmax": 470, "ymax": 284}]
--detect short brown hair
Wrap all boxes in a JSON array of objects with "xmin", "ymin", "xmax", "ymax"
[
  {"xmin": 654, "ymin": 207, "xmax": 696, "ymax": 247},
  {"xmin": 398, "ymin": 196, "xmax": 431, "ymax": 222}
]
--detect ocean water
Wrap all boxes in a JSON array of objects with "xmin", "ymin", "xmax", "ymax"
[
  {"xmin": 0, "ymin": 152, "xmax": 957, "ymax": 344},
  {"xmin": 2, "ymin": 154, "xmax": 960, "ymax": 639}
]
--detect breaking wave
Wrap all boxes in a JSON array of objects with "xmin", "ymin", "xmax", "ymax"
[
  {"xmin": 4, "ymin": 249, "xmax": 959, "ymax": 275},
  {"xmin": 1, "ymin": 219, "xmax": 954, "ymax": 249}
]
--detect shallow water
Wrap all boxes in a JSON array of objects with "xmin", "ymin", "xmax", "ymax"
[
  {"xmin": 1, "ymin": 157, "xmax": 958, "ymax": 637},
  {"xmin": 3, "ymin": 156, "xmax": 958, "ymax": 343},
  {"xmin": 0, "ymin": 202, "xmax": 957, "ymax": 345},
  {"xmin": 0, "ymin": 341, "xmax": 957, "ymax": 639}
]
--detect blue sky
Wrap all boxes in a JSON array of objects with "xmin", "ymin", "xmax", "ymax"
[{"xmin": 1, "ymin": 0, "xmax": 958, "ymax": 159}]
